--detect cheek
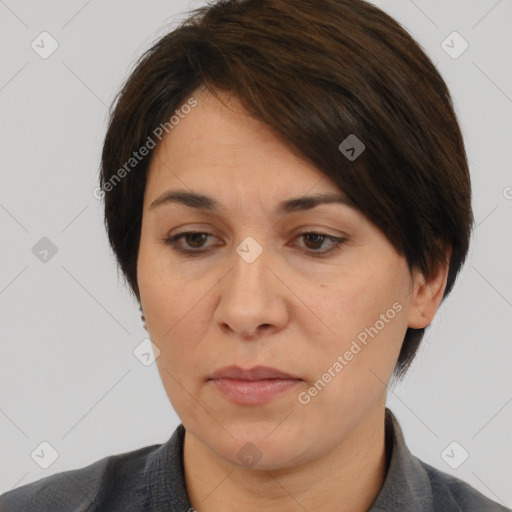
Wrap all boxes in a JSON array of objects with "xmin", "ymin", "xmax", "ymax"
[
  {"xmin": 310, "ymin": 266, "xmax": 409, "ymax": 380},
  {"xmin": 298, "ymin": 280, "xmax": 407, "ymax": 427},
  {"xmin": 140, "ymin": 269, "xmax": 210, "ymax": 350},
  {"xmin": 138, "ymin": 238, "xmax": 191, "ymax": 330},
  {"xmin": 137, "ymin": 241, "xmax": 215, "ymax": 370}
]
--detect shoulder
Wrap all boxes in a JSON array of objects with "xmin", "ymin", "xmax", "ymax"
[
  {"xmin": 0, "ymin": 442, "xmax": 163, "ymax": 512},
  {"xmin": 378, "ymin": 408, "xmax": 510, "ymax": 511},
  {"xmin": 419, "ymin": 458, "xmax": 511, "ymax": 511}
]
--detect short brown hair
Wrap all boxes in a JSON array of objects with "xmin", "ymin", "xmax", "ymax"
[{"xmin": 100, "ymin": 0, "xmax": 473, "ymax": 381}]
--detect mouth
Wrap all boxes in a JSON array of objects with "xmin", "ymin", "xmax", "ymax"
[
  {"xmin": 208, "ymin": 378, "xmax": 302, "ymax": 405},
  {"xmin": 208, "ymin": 364, "xmax": 301, "ymax": 381},
  {"xmin": 207, "ymin": 365, "xmax": 303, "ymax": 405}
]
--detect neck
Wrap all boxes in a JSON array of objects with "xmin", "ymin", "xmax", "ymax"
[{"xmin": 182, "ymin": 405, "xmax": 389, "ymax": 512}]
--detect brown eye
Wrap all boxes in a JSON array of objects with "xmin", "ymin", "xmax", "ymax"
[
  {"xmin": 181, "ymin": 233, "xmax": 209, "ymax": 248},
  {"xmin": 294, "ymin": 232, "xmax": 347, "ymax": 257},
  {"xmin": 163, "ymin": 231, "xmax": 347, "ymax": 259},
  {"xmin": 163, "ymin": 231, "xmax": 216, "ymax": 255},
  {"xmin": 302, "ymin": 233, "xmax": 327, "ymax": 250}
]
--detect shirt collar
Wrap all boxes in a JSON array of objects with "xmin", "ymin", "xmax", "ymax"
[
  {"xmin": 144, "ymin": 407, "xmax": 434, "ymax": 511},
  {"xmin": 368, "ymin": 408, "xmax": 434, "ymax": 511}
]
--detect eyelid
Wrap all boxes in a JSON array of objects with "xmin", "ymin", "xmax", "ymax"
[{"xmin": 162, "ymin": 229, "xmax": 348, "ymax": 258}]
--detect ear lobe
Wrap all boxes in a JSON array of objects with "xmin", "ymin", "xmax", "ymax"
[{"xmin": 407, "ymin": 251, "xmax": 451, "ymax": 329}]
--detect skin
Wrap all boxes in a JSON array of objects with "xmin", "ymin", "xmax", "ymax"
[{"xmin": 137, "ymin": 86, "xmax": 449, "ymax": 512}]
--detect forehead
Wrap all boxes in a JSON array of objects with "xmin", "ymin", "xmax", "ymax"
[{"xmin": 144, "ymin": 88, "xmax": 344, "ymax": 209}]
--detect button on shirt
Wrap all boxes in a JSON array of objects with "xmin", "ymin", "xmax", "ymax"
[{"xmin": 1, "ymin": 408, "xmax": 509, "ymax": 511}]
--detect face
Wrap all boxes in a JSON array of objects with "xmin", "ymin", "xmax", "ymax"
[{"xmin": 137, "ymin": 87, "xmax": 425, "ymax": 470}]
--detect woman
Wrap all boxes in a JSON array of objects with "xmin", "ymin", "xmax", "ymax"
[{"xmin": 2, "ymin": 0, "xmax": 509, "ymax": 510}]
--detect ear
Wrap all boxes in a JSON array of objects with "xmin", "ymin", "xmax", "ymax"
[{"xmin": 407, "ymin": 247, "xmax": 452, "ymax": 329}]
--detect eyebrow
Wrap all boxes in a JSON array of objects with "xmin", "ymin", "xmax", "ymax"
[{"xmin": 148, "ymin": 190, "xmax": 356, "ymax": 215}]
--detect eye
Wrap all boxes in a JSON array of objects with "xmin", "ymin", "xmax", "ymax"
[
  {"xmin": 162, "ymin": 231, "xmax": 347, "ymax": 258},
  {"xmin": 163, "ymin": 231, "xmax": 215, "ymax": 254},
  {"xmin": 292, "ymin": 231, "xmax": 347, "ymax": 258}
]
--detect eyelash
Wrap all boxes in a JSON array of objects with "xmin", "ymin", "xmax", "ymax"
[{"xmin": 161, "ymin": 231, "xmax": 347, "ymax": 258}]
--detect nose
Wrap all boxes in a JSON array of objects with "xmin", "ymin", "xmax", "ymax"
[{"xmin": 214, "ymin": 242, "xmax": 289, "ymax": 340}]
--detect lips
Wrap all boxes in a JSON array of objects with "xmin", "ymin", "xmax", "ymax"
[
  {"xmin": 208, "ymin": 365, "xmax": 303, "ymax": 405},
  {"xmin": 208, "ymin": 365, "xmax": 301, "ymax": 381}
]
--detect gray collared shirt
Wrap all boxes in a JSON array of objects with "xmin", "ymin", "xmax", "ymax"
[{"xmin": 1, "ymin": 408, "xmax": 509, "ymax": 511}]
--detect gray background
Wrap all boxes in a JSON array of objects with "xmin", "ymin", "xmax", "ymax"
[{"xmin": 1, "ymin": 0, "xmax": 511, "ymax": 507}]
